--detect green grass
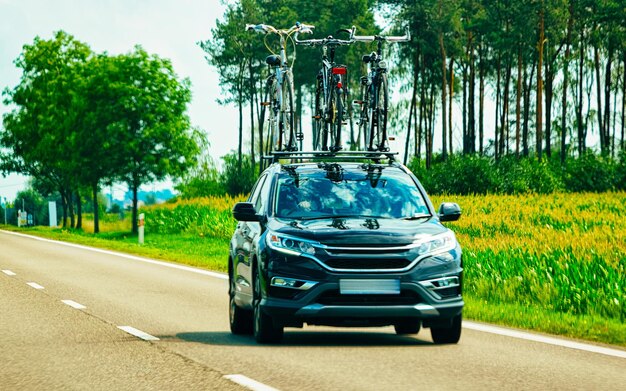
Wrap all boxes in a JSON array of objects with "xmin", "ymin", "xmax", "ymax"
[
  {"xmin": 3, "ymin": 226, "xmax": 229, "ymax": 272},
  {"xmin": 464, "ymin": 296, "xmax": 626, "ymax": 346}
]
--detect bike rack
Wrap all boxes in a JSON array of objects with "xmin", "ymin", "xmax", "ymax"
[{"xmin": 262, "ymin": 150, "xmax": 398, "ymax": 165}]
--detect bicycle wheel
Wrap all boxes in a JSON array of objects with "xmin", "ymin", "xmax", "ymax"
[
  {"xmin": 312, "ymin": 76, "xmax": 323, "ymax": 150},
  {"xmin": 265, "ymin": 77, "xmax": 279, "ymax": 153},
  {"xmin": 369, "ymin": 73, "xmax": 389, "ymax": 151},
  {"xmin": 377, "ymin": 73, "xmax": 389, "ymax": 151},
  {"xmin": 259, "ymin": 86, "xmax": 270, "ymax": 158},
  {"xmin": 329, "ymin": 84, "xmax": 344, "ymax": 152},
  {"xmin": 280, "ymin": 72, "xmax": 296, "ymax": 151},
  {"xmin": 356, "ymin": 78, "xmax": 370, "ymax": 151}
]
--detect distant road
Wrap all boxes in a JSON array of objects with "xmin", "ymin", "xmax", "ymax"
[{"xmin": 1, "ymin": 230, "xmax": 624, "ymax": 390}]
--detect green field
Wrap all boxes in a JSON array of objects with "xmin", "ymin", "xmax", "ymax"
[{"xmin": 5, "ymin": 192, "xmax": 625, "ymax": 346}]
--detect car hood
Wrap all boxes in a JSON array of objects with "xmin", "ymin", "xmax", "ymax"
[{"xmin": 268, "ymin": 217, "xmax": 448, "ymax": 246}]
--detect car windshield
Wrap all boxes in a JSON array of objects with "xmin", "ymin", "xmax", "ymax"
[{"xmin": 274, "ymin": 166, "xmax": 430, "ymax": 220}]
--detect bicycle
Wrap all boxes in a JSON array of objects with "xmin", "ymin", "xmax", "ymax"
[
  {"xmin": 246, "ymin": 22, "xmax": 313, "ymax": 155},
  {"xmin": 353, "ymin": 28, "xmax": 410, "ymax": 151},
  {"xmin": 296, "ymin": 26, "xmax": 355, "ymax": 152}
]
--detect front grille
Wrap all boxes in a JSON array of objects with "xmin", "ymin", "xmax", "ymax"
[
  {"xmin": 323, "ymin": 258, "xmax": 412, "ymax": 270},
  {"xmin": 316, "ymin": 290, "xmax": 422, "ymax": 306},
  {"xmin": 325, "ymin": 247, "xmax": 411, "ymax": 255}
]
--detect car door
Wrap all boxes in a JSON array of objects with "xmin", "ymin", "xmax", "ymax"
[{"xmin": 233, "ymin": 174, "xmax": 268, "ymax": 305}]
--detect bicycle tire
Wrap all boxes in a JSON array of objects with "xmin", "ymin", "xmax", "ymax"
[
  {"xmin": 312, "ymin": 76, "xmax": 323, "ymax": 150},
  {"xmin": 357, "ymin": 79, "xmax": 371, "ymax": 150},
  {"xmin": 259, "ymin": 87, "xmax": 270, "ymax": 158},
  {"xmin": 281, "ymin": 72, "xmax": 296, "ymax": 151},
  {"xmin": 265, "ymin": 77, "xmax": 279, "ymax": 153},
  {"xmin": 368, "ymin": 72, "xmax": 389, "ymax": 151},
  {"xmin": 377, "ymin": 73, "xmax": 389, "ymax": 151},
  {"xmin": 330, "ymin": 84, "xmax": 344, "ymax": 152}
]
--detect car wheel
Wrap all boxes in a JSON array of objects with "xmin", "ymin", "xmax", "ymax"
[
  {"xmin": 253, "ymin": 268, "xmax": 284, "ymax": 343},
  {"xmin": 430, "ymin": 314, "xmax": 462, "ymax": 344},
  {"xmin": 229, "ymin": 277, "xmax": 252, "ymax": 335},
  {"xmin": 394, "ymin": 319, "xmax": 421, "ymax": 335}
]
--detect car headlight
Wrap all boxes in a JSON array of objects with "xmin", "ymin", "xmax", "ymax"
[
  {"xmin": 414, "ymin": 231, "xmax": 456, "ymax": 256},
  {"xmin": 266, "ymin": 232, "xmax": 317, "ymax": 256}
]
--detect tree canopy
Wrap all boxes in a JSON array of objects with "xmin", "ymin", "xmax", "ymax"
[{"xmin": 1, "ymin": 31, "xmax": 198, "ymax": 233}]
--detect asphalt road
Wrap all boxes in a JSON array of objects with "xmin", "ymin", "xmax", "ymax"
[{"xmin": 1, "ymin": 230, "xmax": 624, "ymax": 390}]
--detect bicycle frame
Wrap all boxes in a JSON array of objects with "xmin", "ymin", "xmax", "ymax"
[
  {"xmin": 296, "ymin": 27, "xmax": 355, "ymax": 152},
  {"xmin": 353, "ymin": 28, "xmax": 410, "ymax": 151},
  {"xmin": 247, "ymin": 23, "xmax": 312, "ymax": 156}
]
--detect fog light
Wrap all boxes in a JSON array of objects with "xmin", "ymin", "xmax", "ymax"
[{"xmin": 270, "ymin": 277, "xmax": 318, "ymax": 290}]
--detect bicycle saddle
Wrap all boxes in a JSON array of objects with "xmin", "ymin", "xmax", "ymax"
[{"xmin": 266, "ymin": 55, "xmax": 282, "ymax": 66}]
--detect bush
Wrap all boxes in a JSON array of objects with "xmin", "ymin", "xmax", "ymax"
[
  {"xmin": 563, "ymin": 152, "xmax": 616, "ymax": 192},
  {"xmin": 409, "ymin": 154, "xmax": 496, "ymax": 195},
  {"xmin": 409, "ymin": 152, "xmax": 622, "ymax": 195},
  {"xmin": 496, "ymin": 157, "xmax": 564, "ymax": 194},
  {"xmin": 220, "ymin": 152, "xmax": 258, "ymax": 196}
]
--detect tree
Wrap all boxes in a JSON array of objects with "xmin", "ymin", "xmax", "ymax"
[
  {"xmin": 107, "ymin": 47, "xmax": 199, "ymax": 234},
  {"xmin": 1, "ymin": 31, "xmax": 92, "ymax": 228}
]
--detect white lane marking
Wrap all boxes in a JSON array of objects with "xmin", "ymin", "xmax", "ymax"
[
  {"xmin": 224, "ymin": 374, "xmax": 280, "ymax": 391},
  {"xmin": 4, "ymin": 230, "xmax": 624, "ymax": 358},
  {"xmin": 117, "ymin": 326, "xmax": 160, "ymax": 341},
  {"xmin": 62, "ymin": 300, "xmax": 86, "ymax": 310},
  {"xmin": 0, "ymin": 229, "xmax": 227, "ymax": 280},
  {"xmin": 26, "ymin": 282, "xmax": 44, "ymax": 290},
  {"xmin": 2, "ymin": 269, "xmax": 17, "ymax": 276},
  {"xmin": 464, "ymin": 321, "xmax": 626, "ymax": 359}
]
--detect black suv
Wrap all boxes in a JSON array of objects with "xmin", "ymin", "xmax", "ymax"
[{"xmin": 229, "ymin": 157, "xmax": 463, "ymax": 343}]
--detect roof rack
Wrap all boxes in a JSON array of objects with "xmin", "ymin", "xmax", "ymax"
[{"xmin": 262, "ymin": 150, "xmax": 398, "ymax": 165}]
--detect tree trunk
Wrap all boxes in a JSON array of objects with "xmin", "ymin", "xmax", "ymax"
[
  {"xmin": 495, "ymin": 55, "xmax": 501, "ymax": 160},
  {"xmin": 439, "ymin": 31, "xmax": 448, "ymax": 160},
  {"xmin": 561, "ymin": 2, "xmax": 573, "ymax": 164},
  {"xmin": 449, "ymin": 57, "xmax": 454, "ymax": 156},
  {"xmin": 523, "ymin": 57, "xmax": 536, "ymax": 157},
  {"xmin": 593, "ymin": 45, "xmax": 604, "ymax": 152},
  {"xmin": 479, "ymin": 42, "xmax": 485, "ymax": 155},
  {"xmin": 60, "ymin": 189, "xmax": 68, "ymax": 228},
  {"xmin": 468, "ymin": 33, "xmax": 476, "ymax": 154},
  {"xmin": 248, "ymin": 59, "xmax": 255, "ymax": 167},
  {"xmin": 620, "ymin": 50, "xmax": 626, "ymax": 152},
  {"xmin": 131, "ymin": 182, "xmax": 139, "ymax": 235},
  {"xmin": 405, "ymin": 67, "xmax": 418, "ymax": 165},
  {"xmin": 501, "ymin": 58, "xmax": 512, "ymax": 157},
  {"xmin": 577, "ymin": 26, "xmax": 586, "ymax": 155},
  {"xmin": 536, "ymin": 5, "xmax": 545, "ymax": 161},
  {"xmin": 603, "ymin": 45, "xmax": 613, "ymax": 155},
  {"xmin": 462, "ymin": 62, "xmax": 468, "ymax": 154},
  {"xmin": 92, "ymin": 183, "xmax": 99, "ymax": 234},
  {"xmin": 516, "ymin": 46, "xmax": 522, "ymax": 158},
  {"xmin": 622, "ymin": 51, "xmax": 625, "ymax": 151},
  {"xmin": 237, "ymin": 66, "xmax": 244, "ymax": 172},
  {"xmin": 68, "ymin": 190, "xmax": 75, "ymax": 229},
  {"xmin": 545, "ymin": 48, "xmax": 554, "ymax": 158},
  {"xmin": 76, "ymin": 191, "xmax": 82, "ymax": 230}
]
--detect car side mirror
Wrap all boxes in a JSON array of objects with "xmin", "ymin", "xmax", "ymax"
[
  {"xmin": 232, "ymin": 202, "xmax": 261, "ymax": 222},
  {"xmin": 438, "ymin": 202, "xmax": 461, "ymax": 222}
]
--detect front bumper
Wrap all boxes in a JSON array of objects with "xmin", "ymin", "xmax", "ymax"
[{"xmin": 261, "ymin": 278, "xmax": 463, "ymax": 327}]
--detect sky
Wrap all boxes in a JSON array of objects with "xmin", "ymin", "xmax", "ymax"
[{"xmin": 0, "ymin": 0, "xmax": 240, "ymax": 201}]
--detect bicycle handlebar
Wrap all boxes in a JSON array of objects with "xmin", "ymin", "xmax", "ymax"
[
  {"xmin": 295, "ymin": 26, "xmax": 356, "ymax": 47},
  {"xmin": 245, "ymin": 22, "xmax": 313, "ymax": 36},
  {"xmin": 352, "ymin": 27, "xmax": 411, "ymax": 43}
]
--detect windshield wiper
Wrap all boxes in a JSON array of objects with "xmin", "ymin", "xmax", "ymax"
[
  {"xmin": 402, "ymin": 213, "xmax": 431, "ymax": 221},
  {"xmin": 298, "ymin": 214, "xmax": 385, "ymax": 221}
]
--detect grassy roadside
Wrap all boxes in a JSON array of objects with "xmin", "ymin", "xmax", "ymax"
[{"xmin": 3, "ymin": 224, "xmax": 625, "ymax": 347}]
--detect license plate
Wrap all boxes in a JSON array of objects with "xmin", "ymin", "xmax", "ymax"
[{"xmin": 339, "ymin": 279, "xmax": 400, "ymax": 295}]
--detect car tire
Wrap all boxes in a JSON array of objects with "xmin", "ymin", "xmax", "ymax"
[
  {"xmin": 253, "ymin": 268, "xmax": 284, "ymax": 343},
  {"xmin": 229, "ymin": 278, "xmax": 252, "ymax": 335},
  {"xmin": 394, "ymin": 319, "xmax": 421, "ymax": 335},
  {"xmin": 430, "ymin": 314, "xmax": 462, "ymax": 344}
]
